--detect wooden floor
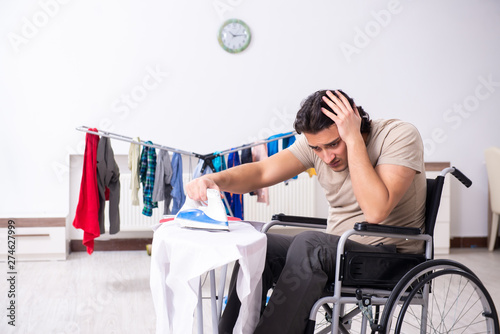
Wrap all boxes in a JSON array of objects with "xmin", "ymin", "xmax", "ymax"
[{"xmin": 1, "ymin": 248, "xmax": 499, "ymax": 334}]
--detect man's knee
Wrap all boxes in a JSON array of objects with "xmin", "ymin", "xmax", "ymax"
[
  {"xmin": 289, "ymin": 230, "xmax": 336, "ymax": 252},
  {"xmin": 288, "ymin": 231, "xmax": 339, "ymax": 275},
  {"xmin": 266, "ymin": 233, "xmax": 292, "ymax": 257},
  {"xmin": 294, "ymin": 230, "xmax": 324, "ymax": 243}
]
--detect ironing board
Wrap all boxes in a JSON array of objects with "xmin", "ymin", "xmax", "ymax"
[{"xmin": 150, "ymin": 219, "xmax": 267, "ymax": 334}]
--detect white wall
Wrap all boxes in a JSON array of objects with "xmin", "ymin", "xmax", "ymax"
[{"xmin": 1, "ymin": 0, "xmax": 499, "ymax": 238}]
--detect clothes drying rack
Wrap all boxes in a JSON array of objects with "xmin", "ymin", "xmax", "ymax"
[
  {"xmin": 75, "ymin": 125, "xmax": 297, "ymax": 164},
  {"xmin": 76, "ymin": 126, "xmax": 298, "ymax": 217}
]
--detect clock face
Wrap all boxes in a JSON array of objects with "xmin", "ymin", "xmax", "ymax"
[{"xmin": 218, "ymin": 19, "xmax": 251, "ymax": 54}]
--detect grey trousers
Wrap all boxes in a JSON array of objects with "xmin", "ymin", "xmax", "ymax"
[{"xmin": 219, "ymin": 230, "xmax": 396, "ymax": 334}]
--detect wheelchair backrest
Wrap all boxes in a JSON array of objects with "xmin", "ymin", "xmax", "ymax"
[{"xmin": 424, "ymin": 176, "xmax": 445, "ymax": 238}]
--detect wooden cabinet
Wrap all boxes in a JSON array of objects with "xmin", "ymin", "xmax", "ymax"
[{"xmin": 0, "ymin": 218, "xmax": 67, "ymax": 261}]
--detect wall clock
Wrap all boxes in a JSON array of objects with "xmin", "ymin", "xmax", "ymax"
[{"xmin": 218, "ymin": 19, "xmax": 251, "ymax": 54}]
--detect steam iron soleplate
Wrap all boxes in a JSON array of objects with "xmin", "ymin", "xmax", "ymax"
[
  {"xmin": 174, "ymin": 189, "xmax": 229, "ymax": 232},
  {"xmin": 176, "ymin": 209, "xmax": 229, "ymax": 231}
]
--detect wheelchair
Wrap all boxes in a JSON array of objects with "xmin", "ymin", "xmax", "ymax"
[{"xmin": 262, "ymin": 167, "xmax": 499, "ymax": 334}]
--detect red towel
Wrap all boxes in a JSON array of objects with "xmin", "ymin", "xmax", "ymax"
[{"xmin": 73, "ymin": 129, "xmax": 100, "ymax": 254}]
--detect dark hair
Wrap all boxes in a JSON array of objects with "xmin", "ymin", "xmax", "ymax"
[{"xmin": 293, "ymin": 89, "xmax": 371, "ymax": 134}]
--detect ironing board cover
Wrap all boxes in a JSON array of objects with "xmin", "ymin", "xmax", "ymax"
[{"xmin": 150, "ymin": 219, "xmax": 267, "ymax": 334}]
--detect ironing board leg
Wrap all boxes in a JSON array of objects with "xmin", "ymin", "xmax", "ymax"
[
  {"xmin": 198, "ymin": 280, "xmax": 204, "ymax": 333},
  {"xmin": 210, "ymin": 270, "xmax": 219, "ymax": 334},
  {"xmin": 217, "ymin": 264, "xmax": 228, "ymax": 320}
]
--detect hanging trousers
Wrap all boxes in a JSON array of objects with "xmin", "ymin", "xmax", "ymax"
[{"xmin": 219, "ymin": 230, "xmax": 396, "ymax": 334}]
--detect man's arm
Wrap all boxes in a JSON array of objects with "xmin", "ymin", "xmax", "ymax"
[
  {"xmin": 345, "ymin": 139, "xmax": 416, "ymax": 223},
  {"xmin": 322, "ymin": 90, "xmax": 416, "ymax": 224},
  {"xmin": 186, "ymin": 149, "xmax": 307, "ymax": 201}
]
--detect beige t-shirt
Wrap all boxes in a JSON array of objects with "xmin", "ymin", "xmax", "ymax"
[{"xmin": 288, "ymin": 119, "xmax": 426, "ymax": 254}]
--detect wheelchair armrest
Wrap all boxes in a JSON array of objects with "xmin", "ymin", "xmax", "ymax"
[
  {"xmin": 271, "ymin": 213, "xmax": 327, "ymax": 226},
  {"xmin": 261, "ymin": 214, "xmax": 327, "ymax": 233},
  {"xmin": 354, "ymin": 222, "xmax": 422, "ymax": 235}
]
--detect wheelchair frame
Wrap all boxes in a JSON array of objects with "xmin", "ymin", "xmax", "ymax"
[{"xmin": 262, "ymin": 167, "xmax": 499, "ymax": 334}]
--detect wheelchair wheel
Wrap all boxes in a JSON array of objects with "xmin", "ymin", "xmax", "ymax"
[{"xmin": 380, "ymin": 259, "xmax": 499, "ymax": 334}]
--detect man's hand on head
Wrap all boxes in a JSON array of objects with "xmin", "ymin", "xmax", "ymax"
[{"xmin": 321, "ymin": 90, "xmax": 363, "ymax": 146}]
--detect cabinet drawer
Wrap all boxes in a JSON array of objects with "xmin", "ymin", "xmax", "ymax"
[{"xmin": 0, "ymin": 227, "xmax": 67, "ymax": 261}]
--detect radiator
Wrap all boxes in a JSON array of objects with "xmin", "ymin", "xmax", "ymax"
[
  {"xmin": 116, "ymin": 173, "xmax": 195, "ymax": 231},
  {"xmin": 115, "ymin": 172, "xmax": 316, "ymax": 231},
  {"xmin": 116, "ymin": 173, "xmax": 163, "ymax": 231},
  {"xmin": 242, "ymin": 172, "xmax": 316, "ymax": 222}
]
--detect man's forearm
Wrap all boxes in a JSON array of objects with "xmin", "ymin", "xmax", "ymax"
[
  {"xmin": 347, "ymin": 138, "xmax": 391, "ymax": 223},
  {"xmin": 187, "ymin": 149, "xmax": 306, "ymax": 201},
  {"xmin": 202, "ymin": 162, "xmax": 265, "ymax": 194},
  {"xmin": 204, "ymin": 150, "xmax": 306, "ymax": 194},
  {"xmin": 347, "ymin": 137, "xmax": 416, "ymax": 224}
]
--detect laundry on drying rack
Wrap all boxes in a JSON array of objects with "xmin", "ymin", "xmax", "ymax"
[
  {"xmin": 240, "ymin": 147, "xmax": 252, "ymax": 165},
  {"xmin": 267, "ymin": 134, "xmax": 282, "ymax": 157},
  {"xmin": 128, "ymin": 137, "xmax": 141, "ymax": 206},
  {"xmin": 96, "ymin": 136, "xmax": 121, "ymax": 235},
  {"xmin": 170, "ymin": 152, "xmax": 186, "ymax": 215},
  {"xmin": 212, "ymin": 151, "xmax": 227, "ymax": 172},
  {"xmin": 268, "ymin": 132, "xmax": 298, "ymax": 183},
  {"xmin": 193, "ymin": 158, "xmax": 213, "ymax": 179},
  {"xmin": 140, "ymin": 142, "xmax": 158, "ymax": 217},
  {"xmin": 251, "ymin": 143, "xmax": 269, "ymax": 205},
  {"xmin": 282, "ymin": 132, "xmax": 296, "ymax": 150},
  {"xmin": 306, "ymin": 168, "xmax": 317, "ymax": 177},
  {"xmin": 73, "ymin": 128, "xmax": 101, "ymax": 255},
  {"xmin": 267, "ymin": 132, "xmax": 296, "ymax": 157},
  {"xmin": 153, "ymin": 149, "xmax": 173, "ymax": 215},
  {"xmin": 75, "ymin": 126, "xmax": 301, "ymax": 220},
  {"xmin": 225, "ymin": 151, "xmax": 244, "ymax": 219}
]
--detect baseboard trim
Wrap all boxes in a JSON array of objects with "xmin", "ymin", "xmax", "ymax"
[
  {"xmin": 450, "ymin": 237, "xmax": 489, "ymax": 248},
  {"xmin": 70, "ymin": 238, "xmax": 152, "ymax": 252}
]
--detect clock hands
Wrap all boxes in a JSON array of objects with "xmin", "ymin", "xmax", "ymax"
[{"xmin": 227, "ymin": 31, "xmax": 246, "ymax": 38}]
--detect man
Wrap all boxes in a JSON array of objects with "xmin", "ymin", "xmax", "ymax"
[{"xmin": 186, "ymin": 89, "xmax": 426, "ymax": 334}]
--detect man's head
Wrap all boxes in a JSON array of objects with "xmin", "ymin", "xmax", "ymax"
[
  {"xmin": 293, "ymin": 89, "xmax": 371, "ymax": 135},
  {"xmin": 293, "ymin": 90, "xmax": 371, "ymax": 172}
]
